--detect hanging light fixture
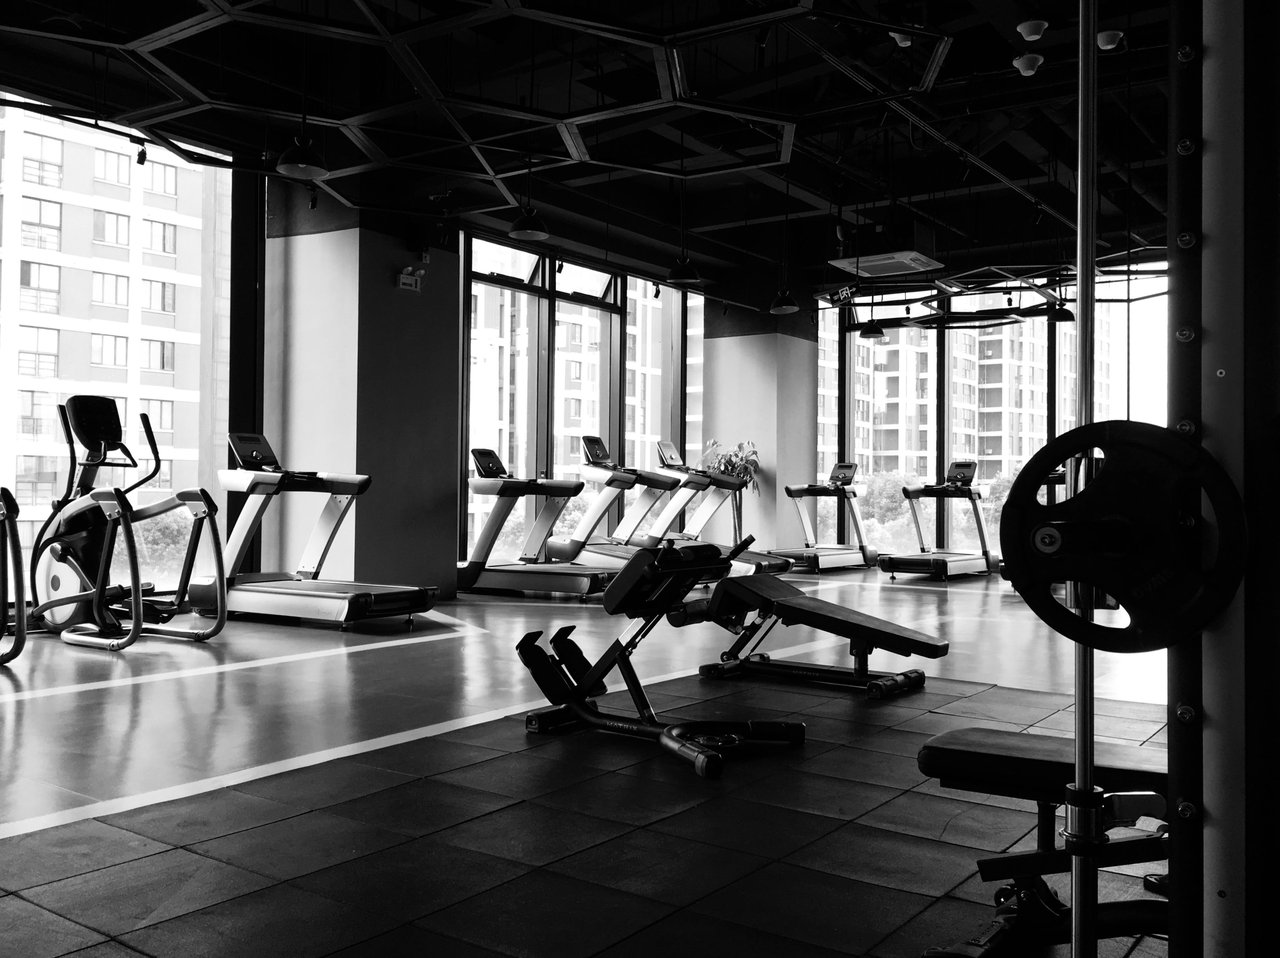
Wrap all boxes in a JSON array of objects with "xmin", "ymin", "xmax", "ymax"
[
  {"xmin": 1013, "ymin": 53, "xmax": 1044, "ymax": 76},
  {"xmin": 667, "ymin": 131, "xmax": 700, "ymax": 286},
  {"xmin": 769, "ymin": 289, "xmax": 799, "ymax": 315},
  {"xmin": 276, "ymin": 31, "xmax": 329, "ymax": 180},
  {"xmin": 859, "ymin": 319, "xmax": 887, "ymax": 341},
  {"xmin": 508, "ymin": 155, "xmax": 549, "ymax": 241},
  {"xmin": 769, "ymin": 173, "xmax": 798, "ymax": 314}
]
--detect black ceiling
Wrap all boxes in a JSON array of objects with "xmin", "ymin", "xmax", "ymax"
[{"xmin": 0, "ymin": 0, "xmax": 1171, "ymax": 308}]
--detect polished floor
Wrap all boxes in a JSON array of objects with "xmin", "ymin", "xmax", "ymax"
[{"xmin": 2, "ymin": 569, "xmax": 1168, "ymax": 957}]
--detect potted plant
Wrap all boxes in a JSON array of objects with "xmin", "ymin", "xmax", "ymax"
[{"xmin": 702, "ymin": 439, "xmax": 760, "ymax": 542}]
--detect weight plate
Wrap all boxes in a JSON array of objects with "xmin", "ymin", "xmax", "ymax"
[{"xmin": 1000, "ymin": 421, "xmax": 1246, "ymax": 653}]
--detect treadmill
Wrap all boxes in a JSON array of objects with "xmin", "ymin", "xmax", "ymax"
[
  {"xmin": 554, "ymin": 437, "xmax": 683, "ymax": 570},
  {"xmin": 458, "ymin": 448, "xmax": 618, "ymax": 596},
  {"xmin": 640, "ymin": 441, "xmax": 793, "ymax": 576},
  {"xmin": 771, "ymin": 462, "xmax": 879, "ymax": 571},
  {"xmin": 876, "ymin": 460, "xmax": 1001, "ymax": 580},
  {"xmin": 207, "ymin": 433, "xmax": 437, "ymax": 624}
]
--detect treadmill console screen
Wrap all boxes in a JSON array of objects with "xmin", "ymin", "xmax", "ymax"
[
  {"xmin": 471, "ymin": 448, "xmax": 509, "ymax": 478},
  {"xmin": 829, "ymin": 463, "xmax": 857, "ymax": 485},
  {"xmin": 230, "ymin": 433, "xmax": 282, "ymax": 471},
  {"xmin": 581, "ymin": 436, "xmax": 612, "ymax": 465},
  {"xmin": 656, "ymin": 440, "xmax": 683, "ymax": 467},
  {"xmin": 945, "ymin": 461, "xmax": 978, "ymax": 486}
]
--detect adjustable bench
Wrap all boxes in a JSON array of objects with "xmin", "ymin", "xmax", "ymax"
[
  {"xmin": 690, "ymin": 572, "xmax": 948, "ymax": 697},
  {"xmin": 916, "ymin": 728, "xmax": 1169, "ymax": 955}
]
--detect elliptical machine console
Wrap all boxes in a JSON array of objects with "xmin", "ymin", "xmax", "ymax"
[{"xmin": 28, "ymin": 396, "xmax": 228, "ymax": 651}]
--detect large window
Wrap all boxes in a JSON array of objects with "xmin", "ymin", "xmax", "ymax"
[
  {"xmin": 22, "ymin": 132, "xmax": 62, "ymax": 186},
  {"xmin": 143, "ymin": 219, "xmax": 177, "ymax": 254},
  {"xmin": 463, "ymin": 237, "xmax": 699, "ymax": 560},
  {"xmin": 92, "ymin": 272, "xmax": 129, "ymax": 307},
  {"xmin": 91, "ymin": 333, "xmax": 128, "ymax": 367},
  {"xmin": 19, "ymin": 261, "xmax": 60, "ymax": 313},
  {"xmin": 94, "ymin": 148, "xmax": 131, "ymax": 185},
  {"xmin": 93, "ymin": 210, "xmax": 130, "ymax": 246}
]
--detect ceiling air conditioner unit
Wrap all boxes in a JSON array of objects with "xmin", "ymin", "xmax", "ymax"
[{"xmin": 829, "ymin": 250, "xmax": 944, "ymax": 277}]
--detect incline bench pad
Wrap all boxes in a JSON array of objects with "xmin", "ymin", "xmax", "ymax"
[
  {"xmin": 917, "ymin": 728, "xmax": 1167, "ymax": 804},
  {"xmin": 710, "ymin": 573, "xmax": 948, "ymax": 659}
]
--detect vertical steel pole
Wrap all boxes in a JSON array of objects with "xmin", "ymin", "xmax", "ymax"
[{"xmin": 1071, "ymin": 2, "xmax": 1099, "ymax": 957}]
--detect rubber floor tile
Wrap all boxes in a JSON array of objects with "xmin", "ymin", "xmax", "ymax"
[
  {"xmin": 797, "ymin": 696, "xmax": 929, "ymax": 728},
  {"xmin": 117, "ymin": 882, "xmax": 401, "ymax": 958},
  {"xmin": 545, "ymin": 828, "xmax": 768, "ymax": 905},
  {"xmin": 0, "ymin": 895, "xmax": 106, "ymax": 958},
  {"xmin": 796, "ymin": 744, "xmax": 931, "ymax": 789},
  {"xmin": 690, "ymin": 861, "xmax": 932, "ymax": 955},
  {"xmin": 427, "ymin": 800, "xmax": 632, "ymax": 866},
  {"xmin": 56, "ymin": 941, "xmax": 152, "ymax": 957},
  {"xmin": 530, "ymin": 769, "xmax": 717, "ymax": 825},
  {"xmin": 22, "ymin": 847, "xmax": 274, "ymax": 936},
  {"xmin": 325, "ymin": 924, "xmax": 511, "ymax": 957},
  {"xmin": 855, "ymin": 790, "xmax": 1037, "ymax": 852},
  {"xmin": 595, "ymin": 909, "xmax": 851, "ymax": 958},
  {"xmin": 436, "ymin": 716, "xmax": 546, "ymax": 752},
  {"xmin": 348, "ymin": 736, "xmax": 507, "ymax": 776},
  {"xmin": 648, "ymin": 795, "xmax": 843, "ymax": 858},
  {"xmin": 322, "ymin": 777, "xmax": 519, "ymax": 836},
  {"xmin": 290, "ymin": 837, "xmax": 532, "ymax": 920},
  {"xmin": 187, "ymin": 809, "xmax": 408, "ymax": 880},
  {"xmin": 786, "ymin": 822, "xmax": 980, "ymax": 896},
  {"xmin": 727, "ymin": 769, "xmax": 901, "ymax": 820},
  {"xmin": 101, "ymin": 787, "xmax": 302, "ymax": 846},
  {"xmin": 229, "ymin": 756, "xmax": 417, "ymax": 809},
  {"xmin": 429, "ymin": 749, "xmax": 608, "ymax": 798},
  {"xmin": 871, "ymin": 894, "xmax": 999, "ymax": 958},
  {"xmin": 417, "ymin": 869, "xmax": 673, "ymax": 958},
  {"xmin": 515, "ymin": 728, "xmax": 660, "ymax": 770},
  {"xmin": 0, "ymin": 819, "xmax": 171, "ymax": 891}
]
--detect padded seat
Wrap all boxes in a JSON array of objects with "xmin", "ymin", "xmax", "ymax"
[{"xmin": 917, "ymin": 727, "xmax": 1168, "ymax": 804}]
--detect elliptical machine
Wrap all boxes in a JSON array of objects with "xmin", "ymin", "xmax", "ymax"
[
  {"xmin": 28, "ymin": 396, "xmax": 227, "ymax": 651},
  {"xmin": 1, "ymin": 487, "xmax": 26, "ymax": 666}
]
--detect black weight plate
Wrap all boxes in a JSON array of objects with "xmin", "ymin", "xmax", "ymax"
[{"xmin": 1000, "ymin": 421, "xmax": 1247, "ymax": 653}]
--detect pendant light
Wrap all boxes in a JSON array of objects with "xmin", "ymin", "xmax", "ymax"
[
  {"xmin": 667, "ymin": 130, "xmax": 700, "ymax": 286},
  {"xmin": 769, "ymin": 175, "xmax": 798, "ymax": 314},
  {"xmin": 508, "ymin": 155, "xmax": 549, "ymax": 241},
  {"xmin": 276, "ymin": 32, "xmax": 329, "ymax": 180}
]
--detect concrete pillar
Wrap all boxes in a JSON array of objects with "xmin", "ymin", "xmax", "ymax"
[{"xmin": 700, "ymin": 302, "xmax": 817, "ymax": 550}]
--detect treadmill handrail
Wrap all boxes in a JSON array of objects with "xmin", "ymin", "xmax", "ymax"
[{"xmin": 218, "ymin": 468, "xmax": 371, "ymax": 497}]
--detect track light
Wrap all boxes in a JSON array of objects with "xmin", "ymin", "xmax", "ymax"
[
  {"xmin": 1016, "ymin": 20, "xmax": 1048, "ymax": 41},
  {"xmin": 136, "ymin": 145, "xmax": 147, "ymax": 166},
  {"xmin": 308, "ymin": 184, "xmax": 318, "ymax": 210},
  {"xmin": 769, "ymin": 289, "xmax": 799, "ymax": 316},
  {"xmin": 666, "ymin": 257, "xmax": 700, "ymax": 287},
  {"xmin": 1097, "ymin": 30, "xmax": 1124, "ymax": 50},
  {"xmin": 858, "ymin": 320, "xmax": 887, "ymax": 341},
  {"xmin": 1013, "ymin": 53, "xmax": 1044, "ymax": 76},
  {"xmin": 652, "ymin": 283, "xmax": 661, "ymax": 298},
  {"xmin": 276, "ymin": 136, "xmax": 329, "ymax": 179},
  {"xmin": 508, "ymin": 207, "xmax": 550, "ymax": 242},
  {"xmin": 888, "ymin": 31, "xmax": 912, "ymax": 48}
]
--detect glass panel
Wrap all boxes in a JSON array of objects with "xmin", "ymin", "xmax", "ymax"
[
  {"xmin": 849, "ymin": 297, "xmax": 937, "ymax": 556},
  {"xmin": 684, "ymin": 293, "xmax": 704, "ymax": 466},
  {"xmin": 551, "ymin": 302, "xmax": 606, "ymax": 482},
  {"xmin": 815, "ymin": 307, "xmax": 841, "ymax": 541},
  {"xmin": 472, "ymin": 237, "xmax": 541, "ymax": 285},
  {"xmin": 555, "ymin": 260, "xmax": 613, "ymax": 300},
  {"xmin": 3, "ymin": 107, "xmax": 231, "ymax": 590},
  {"xmin": 466, "ymin": 282, "xmax": 539, "ymax": 560}
]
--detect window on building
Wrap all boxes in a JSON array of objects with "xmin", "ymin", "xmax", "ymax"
[
  {"xmin": 18, "ymin": 391, "xmax": 59, "ymax": 438},
  {"xmin": 15, "ymin": 455, "xmax": 61, "ymax": 508},
  {"xmin": 22, "ymin": 132, "xmax": 62, "ymax": 186},
  {"xmin": 143, "ymin": 219, "xmax": 177, "ymax": 254},
  {"xmin": 21, "ymin": 197, "xmax": 61, "ymax": 250},
  {"xmin": 19, "ymin": 262, "xmax": 60, "ymax": 313},
  {"xmin": 140, "ymin": 399, "xmax": 175, "ymax": 431},
  {"xmin": 92, "ymin": 272, "xmax": 129, "ymax": 307},
  {"xmin": 16, "ymin": 326, "xmax": 58, "ymax": 377},
  {"xmin": 93, "ymin": 210, "xmax": 130, "ymax": 246},
  {"xmin": 139, "ymin": 161, "xmax": 177, "ymax": 195},
  {"xmin": 91, "ymin": 333, "xmax": 128, "ymax": 367},
  {"xmin": 94, "ymin": 148, "xmax": 132, "ymax": 185},
  {"xmin": 141, "ymin": 339, "xmax": 176, "ymax": 371},
  {"xmin": 142, "ymin": 279, "xmax": 177, "ymax": 313}
]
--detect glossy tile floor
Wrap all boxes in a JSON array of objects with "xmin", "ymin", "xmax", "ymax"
[{"xmin": 1, "ymin": 570, "xmax": 1169, "ymax": 957}]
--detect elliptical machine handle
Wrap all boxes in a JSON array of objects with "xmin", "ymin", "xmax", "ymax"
[{"xmin": 124, "ymin": 413, "xmax": 161, "ymax": 496}]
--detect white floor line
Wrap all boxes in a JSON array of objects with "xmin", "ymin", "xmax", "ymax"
[
  {"xmin": 0, "ymin": 633, "xmax": 849, "ymax": 839},
  {"xmin": 0, "ymin": 628, "xmax": 485, "ymax": 704}
]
